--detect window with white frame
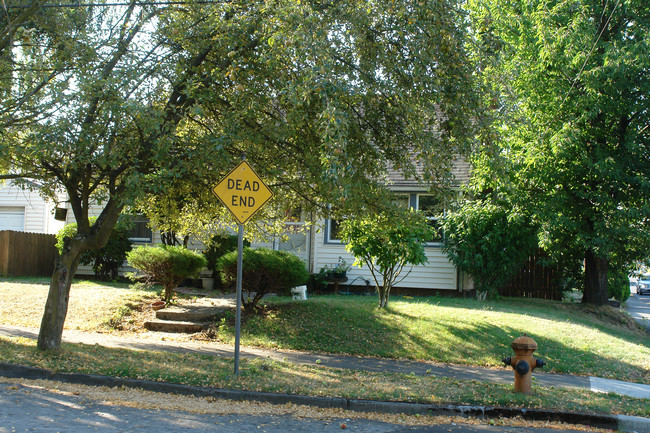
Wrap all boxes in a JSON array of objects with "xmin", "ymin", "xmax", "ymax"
[
  {"xmin": 417, "ymin": 194, "xmax": 445, "ymax": 243},
  {"xmin": 324, "ymin": 194, "xmax": 445, "ymax": 244},
  {"xmin": 278, "ymin": 209, "xmax": 308, "ymax": 257},
  {"xmin": 325, "ymin": 218, "xmax": 344, "ymax": 243}
]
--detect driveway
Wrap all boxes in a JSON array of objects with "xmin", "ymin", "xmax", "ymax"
[{"xmin": 625, "ymin": 285, "xmax": 650, "ymax": 333}]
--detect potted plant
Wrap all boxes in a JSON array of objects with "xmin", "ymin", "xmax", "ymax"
[
  {"xmin": 333, "ymin": 257, "xmax": 351, "ymax": 279},
  {"xmin": 201, "ymin": 276, "xmax": 215, "ymax": 290},
  {"xmin": 321, "ymin": 265, "xmax": 334, "ymax": 280},
  {"xmin": 307, "ymin": 268, "xmax": 329, "ymax": 293}
]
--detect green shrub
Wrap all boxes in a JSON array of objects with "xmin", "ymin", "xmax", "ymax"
[
  {"xmin": 204, "ymin": 233, "xmax": 250, "ymax": 283},
  {"xmin": 608, "ymin": 268, "xmax": 631, "ymax": 302},
  {"xmin": 441, "ymin": 200, "xmax": 538, "ymax": 299},
  {"xmin": 127, "ymin": 245, "xmax": 207, "ymax": 303},
  {"xmin": 55, "ymin": 220, "xmax": 84, "ymax": 254},
  {"xmin": 218, "ymin": 247, "xmax": 308, "ymax": 311},
  {"xmin": 56, "ymin": 217, "xmax": 132, "ymax": 280},
  {"xmin": 306, "ymin": 269, "xmax": 329, "ymax": 293}
]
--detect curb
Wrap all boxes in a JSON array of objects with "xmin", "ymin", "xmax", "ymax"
[{"xmin": 3, "ymin": 363, "xmax": 645, "ymax": 431}]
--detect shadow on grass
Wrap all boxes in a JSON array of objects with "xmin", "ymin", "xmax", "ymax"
[
  {"xmin": 3, "ymin": 336, "xmax": 649, "ymax": 419},
  {"xmin": 240, "ymin": 295, "xmax": 649, "ymax": 383},
  {"xmin": 0, "ymin": 276, "xmax": 51, "ymax": 285}
]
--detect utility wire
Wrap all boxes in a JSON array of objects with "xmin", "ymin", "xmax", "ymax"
[
  {"xmin": 558, "ymin": 0, "xmax": 621, "ymax": 111},
  {"xmin": 4, "ymin": 1, "xmax": 218, "ymax": 8}
]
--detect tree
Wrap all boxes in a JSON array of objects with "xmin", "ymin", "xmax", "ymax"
[
  {"xmin": 1, "ymin": 0, "xmax": 479, "ymax": 350},
  {"xmin": 341, "ymin": 208, "xmax": 431, "ymax": 308},
  {"xmin": 0, "ymin": 0, "xmax": 50, "ymax": 112},
  {"xmin": 441, "ymin": 199, "xmax": 539, "ymax": 299},
  {"xmin": 130, "ymin": 0, "xmax": 482, "ymax": 240},
  {"xmin": 0, "ymin": 1, "xmax": 50, "ymax": 56},
  {"xmin": 1, "ymin": 1, "xmax": 225, "ymax": 350},
  {"xmin": 467, "ymin": 0, "xmax": 650, "ymax": 305},
  {"xmin": 56, "ymin": 218, "xmax": 132, "ymax": 281},
  {"xmin": 1, "ymin": 1, "xmax": 88, "ymax": 176}
]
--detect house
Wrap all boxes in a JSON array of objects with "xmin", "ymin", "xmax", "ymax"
[
  {"xmin": 0, "ymin": 180, "xmax": 66, "ymax": 277},
  {"xmin": 307, "ymin": 158, "xmax": 473, "ymax": 295},
  {"xmin": 2, "ymin": 160, "xmax": 473, "ymax": 295},
  {"xmin": 0, "ymin": 180, "xmax": 66, "ymax": 234},
  {"xmin": 249, "ymin": 157, "xmax": 473, "ymax": 295},
  {"xmin": 0, "ymin": 179, "xmax": 155, "ymax": 276}
]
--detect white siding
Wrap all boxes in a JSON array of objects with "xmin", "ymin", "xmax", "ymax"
[
  {"xmin": 312, "ymin": 221, "xmax": 457, "ymax": 291},
  {"xmin": 0, "ymin": 207, "xmax": 25, "ymax": 231},
  {"xmin": 251, "ymin": 230, "xmax": 311, "ymax": 268},
  {"xmin": 0, "ymin": 182, "xmax": 65, "ymax": 234},
  {"xmin": 67, "ymin": 204, "xmax": 208, "ymax": 277}
]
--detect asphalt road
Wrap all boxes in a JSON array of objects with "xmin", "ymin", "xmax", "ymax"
[
  {"xmin": 626, "ymin": 285, "xmax": 650, "ymax": 333},
  {"xmin": 0, "ymin": 382, "xmax": 598, "ymax": 433}
]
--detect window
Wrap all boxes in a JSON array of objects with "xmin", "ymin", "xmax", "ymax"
[
  {"xmin": 128, "ymin": 216, "xmax": 153, "ymax": 243},
  {"xmin": 324, "ymin": 194, "xmax": 446, "ymax": 244},
  {"xmin": 0, "ymin": 207, "xmax": 25, "ymax": 231},
  {"xmin": 417, "ymin": 195, "xmax": 445, "ymax": 243},
  {"xmin": 392, "ymin": 195, "xmax": 410, "ymax": 209},
  {"xmin": 278, "ymin": 209, "xmax": 308, "ymax": 257},
  {"xmin": 325, "ymin": 218, "xmax": 344, "ymax": 243}
]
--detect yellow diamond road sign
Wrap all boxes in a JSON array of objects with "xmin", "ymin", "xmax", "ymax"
[{"xmin": 212, "ymin": 161, "xmax": 274, "ymax": 225}]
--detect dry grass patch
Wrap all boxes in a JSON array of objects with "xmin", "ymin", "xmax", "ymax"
[
  {"xmin": 1, "ymin": 336, "xmax": 648, "ymax": 419},
  {"xmin": 0, "ymin": 378, "xmax": 613, "ymax": 432},
  {"xmin": 0, "ymin": 278, "xmax": 157, "ymax": 331}
]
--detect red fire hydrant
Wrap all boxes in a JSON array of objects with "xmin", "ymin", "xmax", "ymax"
[{"xmin": 502, "ymin": 334, "xmax": 545, "ymax": 394}]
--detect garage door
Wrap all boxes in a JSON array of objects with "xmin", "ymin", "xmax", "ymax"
[{"xmin": 0, "ymin": 207, "xmax": 25, "ymax": 231}]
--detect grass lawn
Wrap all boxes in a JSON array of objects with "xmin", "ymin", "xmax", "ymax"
[
  {"xmin": 0, "ymin": 277, "xmax": 648, "ymax": 417},
  {"xmin": 2, "ymin": 335, "xmax": 648, "ymax": 418},
  {"xmin": 0, "ymin": 277, "xmax": 158, "ymax": 331},
  {"xmin": 224, "ymin": 295, "xmax": 649, "ymax": 384}
]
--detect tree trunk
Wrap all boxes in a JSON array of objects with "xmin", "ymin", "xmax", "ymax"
[
  {"xmin": 377, "ymin": 285, "xmax": 390, "ymax": 308},
  {"xmin": 582, "ymin": 249, "xmax": 608, "ymax": 306},
  {"xmin": 37, "ymin": 251, "xmax": 82, "ymax": 351},
  {"xmin": 37, "ymin": 198, "xmax": 122, "ymax": 351}
]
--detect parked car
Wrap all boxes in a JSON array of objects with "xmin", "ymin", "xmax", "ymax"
[
  {"xmin": 638, "ymin": 274, "xmax": 650, "ymax": 296},
  {"xmin": 630, "ymin": 279, "xmax": 638, "ymax": 292}
]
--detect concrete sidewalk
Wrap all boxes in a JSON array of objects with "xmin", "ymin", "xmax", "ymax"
[
  {"xmin": 1, "ymin": 325, "xmax": 650, "ymax": 432},
  {"xmin": 1, "ymin": 324, "xmax": 649, "ymax": 399}
]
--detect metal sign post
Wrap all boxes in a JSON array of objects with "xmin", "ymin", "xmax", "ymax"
[
  {"xmin": 234, "ymin": 223, "xmax": 244, "ymax": 374},
  {"xmin": 212, "ymin": 158, "xmax": 273, "ymax": 376}
]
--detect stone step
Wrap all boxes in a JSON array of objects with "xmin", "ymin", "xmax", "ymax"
[
  {"xmin": 144, "ymin": 320, "xmax": 208, "ymax": 333},
  {"xmin": 156, "ymin": 306, "xmax": 228, "ymax": 322}
]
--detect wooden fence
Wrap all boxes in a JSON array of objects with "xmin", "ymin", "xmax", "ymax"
[
  {"xmin": 498, "ymin": 252, "xmax": 562, "ymax": 300},
  {"xmin": 0, "ymin": 230, "xmax": 57, "ymax": 277}
]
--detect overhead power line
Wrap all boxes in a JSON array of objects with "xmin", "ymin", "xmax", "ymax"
[
  {"xmin": 558, "ymin": 0, "xmax": 621, "ymax": 110},
  {"xmin": 4, "ymin": 1, "xmax": 218, "ymax": 8}
]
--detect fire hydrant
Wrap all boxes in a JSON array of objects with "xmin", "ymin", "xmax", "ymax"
[{"xmin": 502, "ymin": 334, "xmax": 546, "ymax": 394}]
